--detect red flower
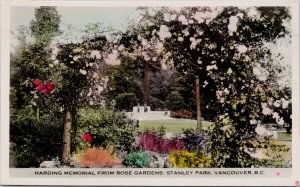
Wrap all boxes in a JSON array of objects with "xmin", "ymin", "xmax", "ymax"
[
  {"xmin": 45, "ymin": 82, "xmax": 55, "ymax": 92},
  {"xmin": 32, "ymin": 79, "xmax": 42, "ymax": 87},
  {"xmin": 32, "ymin": 79, "xmax": 55, "ymax": 94},
  {"xmin": 36, "ymin": 84, "xmax": 45, "ymax": 92},
  {"xmin": 40, "ymin": 88, "xmax": 48, "ymax": 94},
  {"xmin": 82, "ymin": 134, "xmax": 93, "ymax": 142}
]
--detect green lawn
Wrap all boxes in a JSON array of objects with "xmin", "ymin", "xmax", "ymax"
[
  {"xmin": 277, "ymin": 132, "xmax": 292, "ymax": 141},
  {"xmin": 139, "ymin": 119, "xmax": 213, "ymax": 133}
]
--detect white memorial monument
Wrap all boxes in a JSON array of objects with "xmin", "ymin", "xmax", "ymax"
[{"xmin": 126, "ymin": 104, "xmax": 171, "ymax": 121}]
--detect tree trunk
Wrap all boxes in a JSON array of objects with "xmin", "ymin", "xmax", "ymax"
[
  {"xmin": 62, "ymin": 110, "xmax": 72, "ymax": 164},
  {"xmin": 195, "ymin": 78, "xmax": 202, "ymax": 128}
]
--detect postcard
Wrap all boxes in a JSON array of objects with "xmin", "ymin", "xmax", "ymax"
[{"xmin": 1, "ymin": 0, "xmax": 299, "ymax": 186}]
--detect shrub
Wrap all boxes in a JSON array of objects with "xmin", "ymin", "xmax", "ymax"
[
  {"xmin": 75, "ymin": 107, "xmax": 139, "ymax": 152},
  {"xmin": 123, "ymin": 152, "xmax": 150, "ymax": 168},
  {"xmin": 74, "ymin": 148, "xmax": 121, "ymax": 168},
  {"xmin": 167, "ymin": 91, "xmax": 185, "ymax": 111},
  {"xmin": 182, "ymin": 128, "xmax": 210, "ymax": 152},
  {"xmin": 115, "ymin": 92, "xmax": 138, "ymax": 111},
  {"xmin": 10, "ymin": 105, "xmax": 63, "ymax": 168},
  {"xmin": 138, "ymin": 131, "xmax": 185, "ymax": 154},
  {"xmin": 169, "ymin": 150, "xmax": 214, "ymax": 168},
  {"xmin": 171, "ymin": 109, "xmax": 192, "ymax": 119}
]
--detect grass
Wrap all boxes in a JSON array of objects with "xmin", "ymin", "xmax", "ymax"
[
  {"xmin": 277, "ymin": 132, "xmax": 292, "ymax": 141},
  {"xmin": 138, "ymin": 119, "xmax": 212, "ymax": 133}
]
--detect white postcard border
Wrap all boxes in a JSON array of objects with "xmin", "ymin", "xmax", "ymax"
[{"xmin": 1, "ymin": 0, "xmax": 299, "ymax": 186}]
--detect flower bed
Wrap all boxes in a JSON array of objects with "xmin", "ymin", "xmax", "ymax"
[{"xmin": 170, "ymin": 110, "xmax": 193, "ymax": 119}]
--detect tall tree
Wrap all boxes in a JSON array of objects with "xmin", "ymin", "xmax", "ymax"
[{"xmin": 30, "ymin": 6, "xmax": 61, "ymax": 44}]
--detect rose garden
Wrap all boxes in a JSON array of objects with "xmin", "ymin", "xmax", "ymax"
[{"xmin": 10, "ymin": 6, "xmax": 292, "ymax": 168}]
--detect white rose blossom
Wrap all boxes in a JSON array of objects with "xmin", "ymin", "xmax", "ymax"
[
  {"xmin": 137, "ymin": 35, "xmax": 142, "ymax": 41},
  {"xmin": 227, "ymin": 68, "xmax": 233, "ymax": 75},
  {"xmin": 155, "ymin": 42, "xmax": 164, "ymax": 54},
  {"xmin": 144, "ymin": 56, "xmax": 151, "ymax": 61},
  {"xmin": 73, "ymin": 55, "xmax": 80, "ymax": 61},
  {"xmin": 90, "ymin": 50, "xmax": 101, "ymax": 59},
  {"xmin": 223, "ymin": 88, "xmax": 229, "ymax": 95},
  {"xmin": 51, "ymin": 55, "xmax": 56, "ymax": 60},
  {"xmin": 281, "ymin": 98, "xmax": 290, "ymax": 109},
  {"xmin": 206, "ymin": 64, "xmax": 218, "ymax": 71},
  {"xmin": 250, "ymin": 119, "xmax": 257, "ymax": 125},
  {"xmin": 192, "ymin": 10, "xmax": 219, "ymax": 24},
  {"xmin": 203, "ymin": 80, "xmax": 208, "ymax": 88},
  {"xmin": 228, "ymin": 16, "xmax": 239, "ymax": 35},
  {"xmin": 178, "ymin": 15, "xmax": 188, "ymax": 25},
  {"xmin": 237, "ymin": 45, "xmax": 247, "ymax": 54},
  {"xmin": 151, "ymin": 29, "xmax": 156, "ymax": 35},
  {"xmin": 178, "ymin": 37, "xmax": 184, "ymax": 42},
  {"xmin": 161, "ymin": 63, "xmax": 167, "ymax": 70},
  {"xmin": 255, "ymin": 125, "xmax": 268, "ymax": 136},
  {"xmin": 182, "ymin": 29, "xmax": 190, "ymax": 36},
  {"xmin": 268, "ymin": 98, "xmax": 274, "ymax": 106},
  {"xmin": 170, "ymin": 14, "xmax": 177, "ymax": 21},
  {"xmin": 261, "ymin": 103, "xmax": 272, "ymax": 115},
  {"xmin": 117, "ymin": 44, "xmax": 124, "ymax": 51},
  {"xmin": 189, "ymin": 37, "xmax": 196, "ymax": 42},
  {"xmin": 277, "ymin": 117, "xmax": 284, "ymax": 125},
  {"xmin": 157, "ymin": 25, "xmax": 172, "ymax": 41},
  {"xmin": 189, "ymin": 37, "xmax": 201, "ymax": 50},
  {"xmin": 79, "ymin": 69, "xmax": 87, "ymax": 75},
  {"xmin": 272, "ymin": 112, "xmax": 280, "ymax": 120},
  {"xmin": 97, "ymin": 85, "xmax": 104, "ymax": 94},
  {"xmin": 51, "ymin": 46, "xmax": 59, "ymax": 55},
  {"xmin": 141, "ymin": 39, "xmax": 148, "ymax": 47},
  {"xmin": 216, "ymin": 90, "xmax": 222, "ymax": 99},
  {"xmin": 192, "ymin": 11, "xmax": 205, "ymax": 23},
  {"xmin": 53, "ymin": 60, "xmax": 59, "ymax": 65},
  {"xmin": 273, "ymin": 100, "xmax": 281, "ymax": 107},
  {"xmin": 247, "ymin": 7, "xmax": 260, "ymax": 19},
  {"xmin": 92, "ymin": 72, "xmax": 99, "ymax": 79}
]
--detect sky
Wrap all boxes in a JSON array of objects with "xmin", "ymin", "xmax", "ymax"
[
  {"xmin": 10, "ymin": 6, "xmax": 140, "ymax": 47},
  {"xmin": 11, "ymin": 6, "xmax": 139, "ymax": 32}
]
